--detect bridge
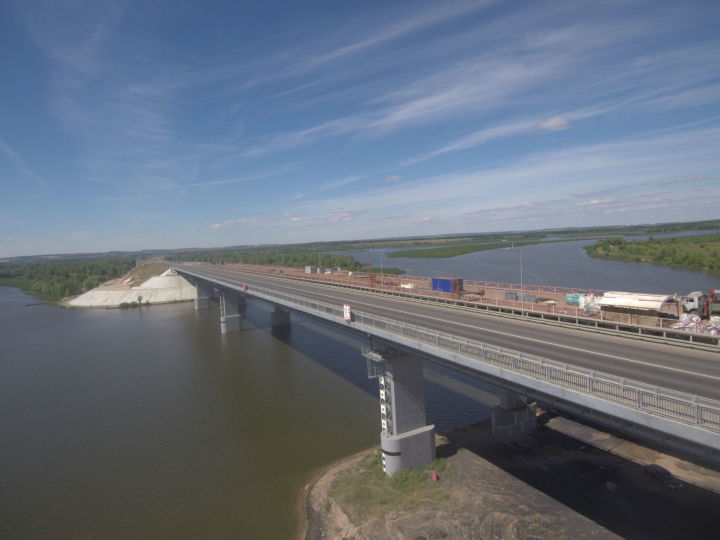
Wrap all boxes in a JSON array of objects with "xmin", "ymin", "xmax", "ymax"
[{"xmin": 173, "ymin": 263, "xmax": 720, "ymax": 475}]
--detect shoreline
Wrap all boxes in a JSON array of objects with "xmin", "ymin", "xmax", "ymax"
[
  {"xmin": 300, "ymin": 449, "xmax": 372, "ymax": 540},
  {"xmin": 60, "ymin": 296, "xmax": 193, "ymax": 309}
]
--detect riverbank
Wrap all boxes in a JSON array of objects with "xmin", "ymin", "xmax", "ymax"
[{"xmin": 303, "ymin": 417, "xmax": 720, "ymax": 539}]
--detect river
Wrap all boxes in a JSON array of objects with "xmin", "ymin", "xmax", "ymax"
[
  {"xmin": 0, "ymin": 286, "xmax": 494, "ymax": 539},
  {"xmin": 343, "ymin": 237, "xmax": 720, "ymax": 294}
]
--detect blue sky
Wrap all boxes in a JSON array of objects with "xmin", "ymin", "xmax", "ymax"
[{"xmin": 1, "ymin": 0, "xmax": 719, "ymax": 257}]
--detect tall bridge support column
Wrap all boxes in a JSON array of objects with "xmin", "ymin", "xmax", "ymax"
[
  {"xmin": 270, "ymin": 306, "xmax": 291, "ymax": 327},
  {"xmin": 364, "ymin": 348, "xmax": 435, "ymax": 476},
  {"xmin": 491, "ymin": 388, "xmax": 536, "ymax": 442},
  {"xmin": 194, "ymin": 281, "xmax": 212, "ymax": 310},
  {"xmin": 220, "ymin": 289, "xmax": 245, "ymax": 334}
]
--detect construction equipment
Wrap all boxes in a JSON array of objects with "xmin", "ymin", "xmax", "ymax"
[{"xmin": 683, "ymin": 290, "xmax": 720, "ymax": 318}]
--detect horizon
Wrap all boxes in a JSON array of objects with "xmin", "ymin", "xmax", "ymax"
[
  {"xmin": 2, "ymin": 1, "xmax": 720, "ymax": 258},
  {"xmin": 2, "ymin": 218, "xmax": 718, "ymax": 260}
]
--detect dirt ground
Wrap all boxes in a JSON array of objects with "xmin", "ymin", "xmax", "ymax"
[{"xmin": 304, "ymin": 424, "xmax": 720, "ymax": 539}]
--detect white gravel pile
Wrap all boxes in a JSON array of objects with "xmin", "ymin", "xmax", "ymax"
[{"xmin": 69, "ymin": 268, "xmax": 196, "ymax": 308}]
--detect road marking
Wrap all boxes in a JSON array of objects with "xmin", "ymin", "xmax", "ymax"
[{"xmin": 188, "ymin": 268, "xmax": 720, "ymax": 384}]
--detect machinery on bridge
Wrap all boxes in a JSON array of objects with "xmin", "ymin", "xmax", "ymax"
[{"xmin": 683, "ymin": 289, "xmax": 720, "ymax": 319}]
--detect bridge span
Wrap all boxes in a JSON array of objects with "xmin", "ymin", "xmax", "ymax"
[{"xmin": 173, "ymin": 263, "xmax": 720, "ymax": 475}]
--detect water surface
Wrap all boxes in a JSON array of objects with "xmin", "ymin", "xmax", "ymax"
[{"xmin": 0, "ymin": 287, "xmax": 493, "ymax": 539}]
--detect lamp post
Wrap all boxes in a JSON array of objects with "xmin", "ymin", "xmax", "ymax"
[
  {"xmin": 380, "ymin": 251, "xmax": 384, "ymax": 287},
  {"xmin": 511, "ymin": 243, "xmax": 524, "ymax": 314}
]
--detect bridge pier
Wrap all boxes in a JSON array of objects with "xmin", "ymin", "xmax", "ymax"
[
  {"xmin": 194, "ymin": 281, "xmax": 212, "ymax": 310},
  {"xmin": 220, "ymin": 289, "xmax": 245, "ymax": 334},
  {"xmin": 491, "ymin": 388, "xmax": 536, "ymax": 442},
  {"xmin": 365, "ymin": 347, "xmax": 435, "ymax": 475},
  {"xmin": 270, "ymin": 306, "xmax": 291, "ymax": 327}
]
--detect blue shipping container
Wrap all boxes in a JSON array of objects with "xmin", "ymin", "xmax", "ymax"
[{"xmin": 431, "ymin": 277, "xmax": 463, "ymax": 293}]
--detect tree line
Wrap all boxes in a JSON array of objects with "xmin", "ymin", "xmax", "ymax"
[
  {"xmin": 166, "ymin": 249, "xmax": 364, "ymax": 270},
  {"xmin": 0, "ymin": 257, "xmax": 136, "ymax": 303},
  {"xmin": 585, "ymin": 234, "xmax": 720, "ymax": 275}
]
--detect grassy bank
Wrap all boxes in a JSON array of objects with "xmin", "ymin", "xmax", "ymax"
[
  {"xmin": 584, "ymin": 234, "xmax": 720, "ymax": 275},
  {"xmin": 372, "ymin": 267, "xmax": 405, "ymax": 274},
  {"xmin": 328, "ymin": 451, "xmax": 449, "ymax": 525},
  {"xmin": 387, "ymin": 241, "xmax": 538, "ymax": 259}
]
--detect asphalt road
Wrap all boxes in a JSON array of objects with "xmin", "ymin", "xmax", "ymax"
[{"xmin": 176, "ymin": 265, "xmax": 720, "ymax": 402}]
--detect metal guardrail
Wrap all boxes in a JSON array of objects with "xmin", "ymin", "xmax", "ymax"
[{"xmin": 180, "ymin": 267, "xmax": 720, "ymax": 436}]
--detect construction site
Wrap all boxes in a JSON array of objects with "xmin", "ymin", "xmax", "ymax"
[{"xmin": 195, "ymin": 262, "xmax": 720, "ymax": 340}]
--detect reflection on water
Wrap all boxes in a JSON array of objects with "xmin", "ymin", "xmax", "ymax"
[{"xmin": 0, "ymin": 286, "xmax": 495, "ymax": 539}]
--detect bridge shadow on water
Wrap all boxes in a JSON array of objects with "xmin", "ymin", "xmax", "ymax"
[{"xmin": 242, "ymin": 299, "xmax": 497, "ymax": 434}]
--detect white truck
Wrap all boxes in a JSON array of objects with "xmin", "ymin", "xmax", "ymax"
[{"xmin": 683, "ymin": 290, "xmax": 720, "ymax": 318}]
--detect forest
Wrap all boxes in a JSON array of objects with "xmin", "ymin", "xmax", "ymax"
[
  {"xmin": 584, "ymin": 234, "xmax": 720, "ymax": 275},
  {"xmin": 166, "ymin": 249, "xmax": 364, "ymax": 270},
  {"xmin": 0, "ymin": 258, "xmax": 135, "ymax": 303}
]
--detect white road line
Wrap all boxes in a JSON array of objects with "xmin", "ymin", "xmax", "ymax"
[
  {"xmin": 192, "ymin": 269, "xmax": 720, "ymax": 383},
  {"xmin": 302, "ymin": 289, "xmax": 720, "ymax": 382}
]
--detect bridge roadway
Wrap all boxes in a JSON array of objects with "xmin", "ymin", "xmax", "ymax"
[{"xmin": 176, "ymin": 264, "xmax": 720, "ymax": 402}]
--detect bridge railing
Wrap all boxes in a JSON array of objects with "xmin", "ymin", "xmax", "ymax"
[
  {"xmin": 214, "ymin": 264, "xmax": 719, "ymax": 346},
  {"xmin": 237, "ymin": 278, "xmax": 720, "ymax": 434}
]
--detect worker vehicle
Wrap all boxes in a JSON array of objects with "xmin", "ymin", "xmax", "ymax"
[{"xmin": 683, "ymin": 290, "xmax": 720, "ymax": 318}]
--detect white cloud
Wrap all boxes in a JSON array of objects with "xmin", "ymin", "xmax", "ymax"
[
  {"xmin": 536, "ymin": 116, "xmax": 570, "ymax": 131},
  {"xmin": 210, "ymin": 217, "xmax": 277, "ymax": 230}
]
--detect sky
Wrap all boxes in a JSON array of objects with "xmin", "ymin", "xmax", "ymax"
[{"xmin": 1, "ymin": 0, "xmax": 719, "ymax": 257}]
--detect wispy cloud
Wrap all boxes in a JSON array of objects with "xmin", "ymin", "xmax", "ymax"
[
  {"xmin": 5, "ymin": 0, "xmax": 720, "ymax": 255},
  {"xmin": 319, "ymin": 175, "xmax": 364, "ymax": 191},
  {"xmin": 276, "ymin": 1, "xmax": 495, "ymax": 78},
  {"xmin": 0, "ymin": 137, "xmax": 50, "ymax": 197},
  {"xmin": 210, "ymin": 217, "xmax": 277, "ymax": 230},
  {"xmin": 285, "ymin": 126, "xmax": 720, "ymax": 234}
]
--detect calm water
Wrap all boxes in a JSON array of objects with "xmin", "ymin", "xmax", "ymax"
[
  {"xmin": 346, "ymin": 237, "xmax": 720, "ymax": 294},
  {"xmin": 0, "ymin": 286, "xmax": 494, "ymax": 539}
]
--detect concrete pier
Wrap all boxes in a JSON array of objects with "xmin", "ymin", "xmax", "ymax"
[
  {"xmin": 194, "ymin": 281, "xmax": 212, "ymax": 310},
  {"xmin": 491, "ymin": 388, "xmax": 536, "ymax": 442},
  {"xmin": 366, "ymin": 348, "xmax": 435, "ymax": 475},
  {"xmin": 270, "ymin": 306, "xmax": 291, "ymax": 327},
  {"xmin": 220, "ymin": 289, "xmax": 245, "ymax": 334}
]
